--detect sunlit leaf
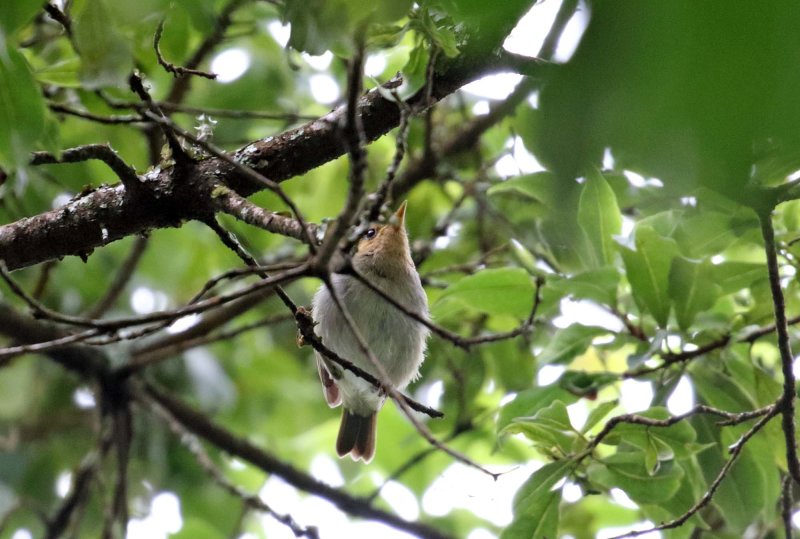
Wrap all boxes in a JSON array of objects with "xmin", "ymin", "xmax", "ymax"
[
  {"xmin": 435, "ymin": 267, "xmax": 535, "ymax": 319},
  {"xmin": 619, "ymin": 226, "xmax": 680, "ymax": 327},
  {"xmin": 497, "ymin": 386, "xmax": 577, "ymax": 433},
  {"xmin": 578, "ymin": 168, "xmax": 622, "ymax": 267},
  {"xmin": 0, "ymin": 45, "xmax": 46, "ymax": 171},
  {"xmin": 588, "ymin": 451, "xmax": 683, "ymax": 504},
  {"xmin": 603, "ymin": 407, "xmax": 697, "ymax": 460},
  {"xmin": 581, "ymin": 400, "xmax": 618, "ymax": 434},
  {"xmin": 505, "ymin": 400, "xmax": 576, "ymax": 453},
  {"xmin": 502, "ymin": 460, "xmax": 572, "ymax": 539},
  {"xmin": 0, "ymin": 0, "xmax": 41, "ymax": 34},
  {"xmin": 668, "ymin": 256, "xmax": 720, "ymax": 331},
  {"xmin": 545, "ymin": 266, "xmax": 620, "ymax": 307},
  {"xmin": 538, "ymin": 325, "xmax": 608, "ymax": 365}
]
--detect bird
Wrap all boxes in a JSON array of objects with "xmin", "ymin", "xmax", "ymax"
[{"xmin": 312, "ymin": 201, "xmax": 430, "ymax": 462}]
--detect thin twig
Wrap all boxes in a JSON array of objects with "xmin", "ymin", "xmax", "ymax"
[
  {"xmin": 44, "ymin": 451, "xmax": 101, "ymax": 539},
  {"xmin": 164, "ymin": 0, "xmax": 248, "ymax": 105},
  {"xmin": 49, "ymin": 103, "xmax": 144, "ymax": 125},
  {"xmin": 576, "ymin": 404, "xmax": 776, "ymax": 461},
  {"xmin": 366, "ymin": 88, "xmax": 411, "ymax": 222},
  {"xmin": 782, "ymin": 474, "xmax": 793, "ymax": 539},
  {"xmin": 610, "ymin": 406, "xmax": 780, "ymax": 538},
  {"xmin": 622, "ymin": 313, "xmax": 800, "ymax": 379},
  {"xmin": 129, "ymin": 73, "xmax": 188, "ymax": 162},
  {"xmin": 0, "ymin": 328, "xmax": 102, "ymax": 364},
  {"xmin": 212, "ymin": 184, "xmax": 318, "ymax": 244},
  {"xmin": 623, "ymin": 335, "xmax": 732, "ymax": 378},
  {"xmin": 758, "ymin": 211, "xmax": 800, "ymax": 484},
  {"xmin": 141, "ymin": 391, "xmax": 318, "ymax": 538},
  {"xmin": 538, "ymin": 0, "xmax": 578, "ymax": 59},
  {"xmin": 107, "ymin": 407, "xmax": 132, "ymax": 538},
  {"xmin": 313, "ymin": 37, "xmax": 367, "ymax": 268},
  {"xmin": 127, "ymin": 313, "xmax": 292, "ymax": 371},
  {"xmin": 31, "ymin": 144, "xmax": 141, "ymax": 192},
  {"xmin": 154, "ymin": 20, "xmax": 217, "ymax": 80},
  {"xmin": 202, "ymin": 216, "xmax": 300, "ymax": 312},
  {"xmin": 139, "ymin": 382, "xmax": 453, "ymax": 539},
  {"xmin": 184, "ymin": 261, "xmax": 303, "ymax": 305},
  {"xmin": 33, "ymin": 260, "xmax": 57, "ymax": 300},
  {"xmin": 0, "ymin": 259, "xmax": 308, "ymax": 332}
]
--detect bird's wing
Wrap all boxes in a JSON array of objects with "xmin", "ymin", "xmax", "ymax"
[{"xmin": 316, "ymin": 353, "xmax": 342, "ymax": 407}]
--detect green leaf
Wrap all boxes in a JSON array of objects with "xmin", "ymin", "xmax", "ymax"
[
  {"xmin": 34, "ymin": 57, "xmax": 82, "ymax": 88},
  {"xmin": 434, "ymin": 267, "xmax": 535, "ymax": 319},
  {"xmin": 413, "ymin": 9, "xmax": 459, "ymax": 57},
  {"xmin": 537, "ymin": 1, "xmax": 800, "ymax": 197},
  {"xmin": 513, "ymin": 106, "xmax": 545, "ymax": 165},
  {"xmin": 581, "ymin": 400, "xmax": 618, "ymax": 434},
  {"xmin": 673, "ymin": 212, "xmax": 738, "ymax": 258},
  {"xmin": 710, "ymin": 261, "xmax": 767, "ymax": 296},
  {"xmin": 0, "ymin": 45, "xmax": 47, "ymax": 171},
  {"xmin": 713, "ymin": 436, "xmax": 777, "ymax": 533},
  {"xmin": 538, "ymin": 325, "xmax": 608, "ymax": 365},
  {"xmin": 603, "ymin": 408, "xmax": 698, "ymax": 460},
  {"xmin": 588, "ymin": 451, "xmax": 684, "ymax": 504},
  {"xmin": 402, "ymin": 40, "xmax": 430, "ymax": 91},
  {"xmin": 690, "ymin": 363, "xmax": 757, "ymax": 412},
  {"xmin": 509, "ymin": 239, "xmax": 543, "ymax": 276},
  {"xmin": 502, "ymin": 460, "xmax": 571, "ymax": 539},
  {"xmin": 485, "ymin": 339, "xmax": 535, "ymax": 392},
  {"xmin": 372, "ymin": 0, "xmax": 414, "ymax": 23},
  {"xmin": 693, "ymin": 416, "xmax": 766, "ymax": 533},
  {"xmin": 505, "ymin": 400, "xmax": 577, "ymax": 453},
  {"xmin": 668, "ymin": 257, "xmax": 720, "ymax": 331},
  {"xmin": 578, "ymin": 168, "xmax": 622, "ymax": 267},
  {"xmin": 502, "ymin": 489, "xmax": 561, "ymax": 539},
  {"xmin": 0, "ymin": 360, "xmax": 36, "ymax": 419},
  {"xmin": 0, "ymin": 0, "xmax": 41, "ymax": 34},
  {"xmin": 497, "ymin": 386, "xmax": 578, "ymax": 433},
  {"xmin": 619, "ymin": 226, "xmax": 680, "ymax": 327},
  {"xmin": 73, "ymin": 0, "xmax": 133, "ymax": 88},
  {"xmin": 487, "ymin": 172, "xmax": 556, "ymax": 206},
  {"xmin": 545, "ymin": 267, "xmax": 620, "ymax": 307},
  {"xmin": 558, "ymin": 371, "xmax": 617, "ymax": 399},
  {"xmin": 640, "ymin": 460, "xmax": 708, "ymax": 536}
]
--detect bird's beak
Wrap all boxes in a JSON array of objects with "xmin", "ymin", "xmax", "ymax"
[{"xmin": 389, "ymin": 200, "xmax": 407, "ymax": 228}]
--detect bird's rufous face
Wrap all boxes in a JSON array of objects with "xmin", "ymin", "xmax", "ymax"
[{"xmin": 354, "ymin": 203, "xmax": 410, "ymax": 271}]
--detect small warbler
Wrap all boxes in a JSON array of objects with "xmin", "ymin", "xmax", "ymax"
[{"xmin": 312, "ymin": 201, "xmax": 430, "ymax": 462}]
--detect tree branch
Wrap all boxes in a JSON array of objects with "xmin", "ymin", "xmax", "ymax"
[
  {"xmin": 0, "ymin": 36, "xmax": 549, "ymax": 272},
  {"xmin": 758, "ymin": 210, "xmax": 800, "ymax": 484}
]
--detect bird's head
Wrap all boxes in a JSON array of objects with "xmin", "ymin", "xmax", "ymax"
[{"xmin": 353, "ymin": 201, "xmax": 414, "ymax": 279}]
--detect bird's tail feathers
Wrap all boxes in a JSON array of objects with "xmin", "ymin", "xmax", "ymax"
[{"xmin": 336, "ymin": 409, "xmax": 377, "ymax": 463}]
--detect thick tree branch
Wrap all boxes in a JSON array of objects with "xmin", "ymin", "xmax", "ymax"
[{"xmin": 0, "ymin": 30, "xmax": 548, "ymax": 272}]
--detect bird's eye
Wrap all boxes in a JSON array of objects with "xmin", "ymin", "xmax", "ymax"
[{"xmin": 364, "ymin": 228, "xmax": 377, "ymax": 239}]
